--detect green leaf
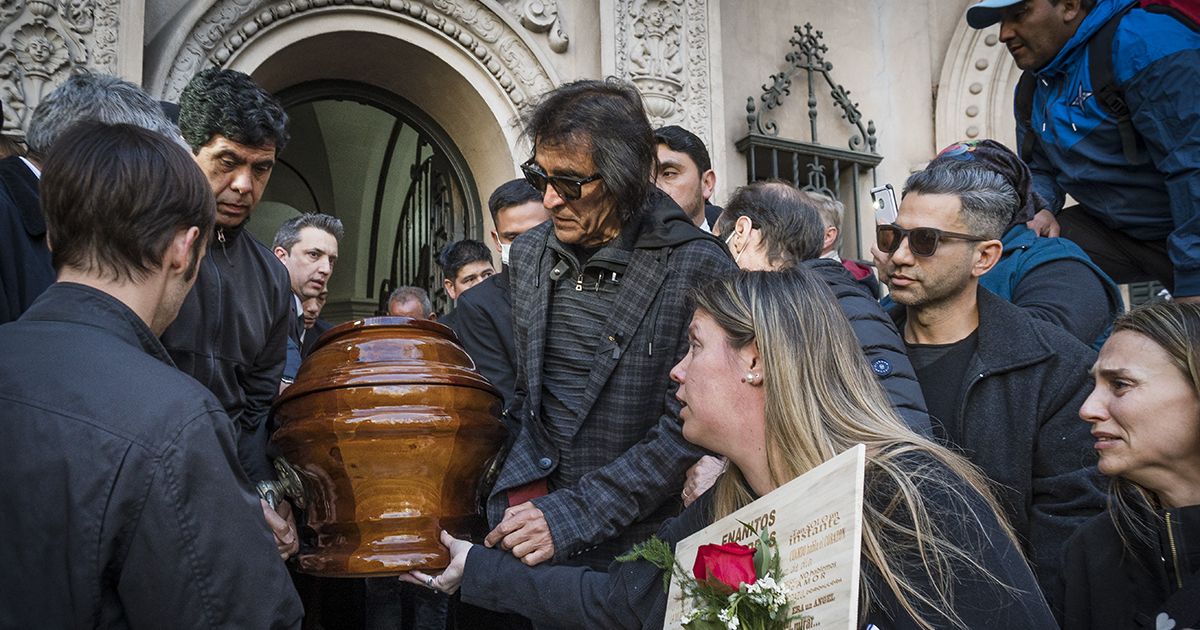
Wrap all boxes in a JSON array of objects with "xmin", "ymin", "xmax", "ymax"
[{"xmin": 616, "ymin": 536, "xmax": 677, "ymax": 591}]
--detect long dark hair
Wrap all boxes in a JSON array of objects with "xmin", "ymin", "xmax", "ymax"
[{"xmin": 521, "ymin": 78, "xmax": 654, "ymax": 224}]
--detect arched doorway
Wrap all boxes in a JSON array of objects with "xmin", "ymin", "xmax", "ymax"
[
  {"xmin": 250, "ymin": 81, "xmax": 481, "ymax": 316},
  {"xmin": 148, "ymin": 2, "xmax": 562, "ymax": 321}
]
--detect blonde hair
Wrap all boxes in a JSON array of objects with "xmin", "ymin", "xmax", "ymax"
[
  {"xmin": 1104, "ymin": 302, "xmax": 1200, "ymax": 551},
  {"xmin": 691, "ymin": 269, "xmax": 1023, "ymax": 629}
]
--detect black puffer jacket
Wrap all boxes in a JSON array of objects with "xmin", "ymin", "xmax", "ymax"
[
  {"xmin": 160, "ymin": 222, "xmax": 292, "ymax": 482},
  {"xmin": 802, "ymin": 258, "xmax": 932, "ymax": 435}
]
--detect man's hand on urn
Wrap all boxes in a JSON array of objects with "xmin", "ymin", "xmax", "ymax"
[
  {"xmin": 484, "ymin": 501, "xmax": 556, "ymax": 566},
  {"xmin": 260, "ymin": 498, "xmax": 299, "ymax": 559}
]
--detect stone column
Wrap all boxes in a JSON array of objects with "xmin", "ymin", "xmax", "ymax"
[
  {"xmin": 600, "ymin": 0, "xmax": 726, "ymax": 183},
  {"xmin": 0, "ymin": 0, "xmax": 145, "ymax": 138}
]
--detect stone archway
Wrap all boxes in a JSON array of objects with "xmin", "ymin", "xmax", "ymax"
[
  {"xmin": 144, "ymin": 0, "xmax": 565, "ymax": 320},
  {"xmin": 147, "ymin": 0, "xmax": 559, "ymax": 113},
  {"xmin": 935, "ymin": 13, "xmax": 1022, "ymax": 153}
]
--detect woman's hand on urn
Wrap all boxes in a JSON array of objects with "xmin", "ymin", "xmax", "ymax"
[{"xmin": 400, "ymin": 530, "xmax": 472, "ymax": 594}]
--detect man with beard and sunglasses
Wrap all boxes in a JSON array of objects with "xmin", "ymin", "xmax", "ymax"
[
  {"xmin": 474, "ymin": 79, "xmax": 733, "ymax": 580},
  {"xmin": 874, "ymin": 163, "xmax": 1104, "ymax": 608}
]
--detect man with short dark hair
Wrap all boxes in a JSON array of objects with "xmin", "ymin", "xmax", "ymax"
[
  {"xmin": 469, "ymin": 79, "xmax": 733, "ymax": 580},
  {"xmin": 875, "ymin": 164, "xmax": 1104, "ymax": 600},
  {"xmin": 160, "ymin": 68, "xmax": 298, "ymax": 557},
  {"xmin": 0, "ymin": 72, "xmax": 181, "ymax": 324},
  {"xmin": 436, "ymin": 239, "xmax": 494, "ymax": 330},
  {"xmin": 653, "ymin": 125, "xmax": 720, "ymax": 230},
  {"xmin": 0, "ymin": 121, "xmax": 302, "ymax": 627},
  {"xmin": 966, "ymin": 0, "xmax": 1200, "ymax": 301},
  {"xmin": 388, "ymin": 286, "xmax": 436, "ymax": 319},
  {"xmin": 439, "ymin": 239, "xmax": 495, "ymax": 302},
  {"xmin": 300, "ymin": 290, "xmax": 331, "ymax": 357},
  {"xmin": 447, "ymin": 179, "xmax": 549, "ymax": 407},
  {"xmin": 272, "ymin": 213, "xmax": 343, "ymax": 386}
]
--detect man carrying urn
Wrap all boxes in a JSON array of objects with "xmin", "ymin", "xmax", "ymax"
[
  {"xmin": 480, "ymin": 78, "xmax": 734, "ymax": 572},
  {"xmin": 159, "ymin": 68, "xmax": 298, "ymax": 557}
]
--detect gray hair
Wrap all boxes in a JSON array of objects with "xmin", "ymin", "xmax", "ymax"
[
  {"xmin": 901, "ymin": 166, "xmax": 1016, "ymax": 240},
  {"xmin": 273, "ymin": 213, "xmax": 345, "ymax": 251},
  {"xmin": 388, "ymin": 286, "xmax": 433, "ymax": 316},
  {"xmin": 806, "ymin": 191, "xmax": 844, "ymax": 249},
  {"xmin": 716, "ymin": 180, "xmax": 825, "ymax": 266},
  {"xmin": 26, "ymin": 72, "xmax": 180, "ymax": 159}
]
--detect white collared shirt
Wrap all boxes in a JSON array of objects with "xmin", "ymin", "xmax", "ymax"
[{"xmin": 19, "ymin": 156, "xmax": 40, "ymax": 179}]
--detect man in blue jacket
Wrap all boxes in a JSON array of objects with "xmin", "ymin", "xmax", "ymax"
[
  {"xmin": 0, "ymin": 122, "xmax": 302, "ymax": 628},
  {"xmin": 967, "ymin": 0, "xmax": 1200, "ymax": 300}
]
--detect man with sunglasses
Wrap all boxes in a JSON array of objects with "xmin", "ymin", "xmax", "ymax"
[
  {"xmin": 476, "ymin": 79, "xmax": 732, "ymax": 579},
  {"xmin": 875, "ymin": 164, "xmax": 1104, "ymax": 606}
]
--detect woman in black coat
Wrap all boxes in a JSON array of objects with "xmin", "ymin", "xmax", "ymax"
[
  {"xmin": 1058, "ymin": 302, "xmax": 1200, "ymax": 629},
  {"xmin": 403, "ymin": 270, "xmax": 1055, "ymax": 629}
]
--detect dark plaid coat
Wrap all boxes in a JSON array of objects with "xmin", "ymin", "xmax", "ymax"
[{"xmin": 488, "ymin": 192, "xmax": 734, "ymax": 564}]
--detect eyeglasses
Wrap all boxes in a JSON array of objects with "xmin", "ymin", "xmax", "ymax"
[
  {"xmin": 521, "ymin": 159, "xmax": 603, "ymax": 201},
  {"xmin": 876, "ymin": 224, "xmax": 988, "ymax": 257}
]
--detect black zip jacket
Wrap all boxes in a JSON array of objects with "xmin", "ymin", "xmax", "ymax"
[
  {"xmin": 0, "ymin": 283, "xmax": 301, "ymax": 628},
  {"xmin": 1059, "ymin": 504, "xmax": 1200, "ymax": 629},
  {"xmin": 160, "ymin": 222, "xmax": 292, "ymax": 482}
]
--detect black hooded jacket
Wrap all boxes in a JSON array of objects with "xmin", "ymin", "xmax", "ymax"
[{"xmin": 160, "ymin": 221, "xmax": 292, "ymax": 482}]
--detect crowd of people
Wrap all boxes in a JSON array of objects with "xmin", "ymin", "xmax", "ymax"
[{"xmin": 1, "ymin": 0, "xmax": 1198, "ymax": 628}]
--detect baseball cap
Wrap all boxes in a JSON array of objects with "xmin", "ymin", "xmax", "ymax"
[{"xmin": 966, "ymin": 0, "xmax": 1024, "ymax": 29}]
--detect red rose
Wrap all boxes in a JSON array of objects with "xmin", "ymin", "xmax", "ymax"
[{"xmin": 693, "ymin": 542, "xmax": 757, "ymax": 591}]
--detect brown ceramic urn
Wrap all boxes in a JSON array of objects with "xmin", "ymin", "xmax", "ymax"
[{"xmin": 271, "ymin": 316, "xmax": 506, "ymax": 577}]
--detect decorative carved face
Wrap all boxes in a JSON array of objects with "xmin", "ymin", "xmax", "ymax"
[
  {"xmin": 12, "ymin": 24, "xmax": 69, "ymax": 73},
  {"xmin": 27, "ymin": 37, "xmax": 53, "ymax": 63}
]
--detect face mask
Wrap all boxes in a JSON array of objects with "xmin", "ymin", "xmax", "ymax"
[
  {"xmin": 724, "ymin": 230, "xmax": 743, "ymax": 265},
  {"xmin": 500, "ymin": 242, "xmax": 512, "ymax": 266}
]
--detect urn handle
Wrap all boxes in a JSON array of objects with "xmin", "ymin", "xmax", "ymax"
[{"xmin": 256, "ymin": 457, "xmax": 308, "ymax": 510}]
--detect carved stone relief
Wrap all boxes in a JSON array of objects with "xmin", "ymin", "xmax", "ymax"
[
  {"xmin": 156, "ymin": 0, "xmax": 556, "ymax": 117},
  {"xmin": 0, "ymin": 0, "xmax": 124, "ymax": 137},
  {"xmin": 497, "ymin": 0, "xmax": 568, "ymax": 53},
  {"xmin": 610, "ymin": 0, "xmax": 712, "ymax": 147},
  {"xmin": 935, "ymin": 18, "xmax": 1022, "ymax": 152}
]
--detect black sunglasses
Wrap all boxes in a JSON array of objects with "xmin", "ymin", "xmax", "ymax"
[
  {"xmin": 521, "ymin": 159, "xmax": 602, "ymax": 201},
  {"xmin": 876, "ymin": 224, "xmax": 988, "ymax": 257}
]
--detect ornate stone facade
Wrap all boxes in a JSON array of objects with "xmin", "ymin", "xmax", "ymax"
[
  {"xmin": 935, "ymin": 20, "xmax": 1021, "ymax": 152},
  {"xmin": 605, "ymin": 0, "xmax": 714, "ymax": 148},
  {"xmin": 0, "ymin": 0, "xmax": 125, "ymax": 137},
  {"xmin": 152, "ymin": 0, "xmax": 556, "ymax": 117},
  {"xmin": 497, "ymin": 0, "xmax": 568, "ymax": 53}
]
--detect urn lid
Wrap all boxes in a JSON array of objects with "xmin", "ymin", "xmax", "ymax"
[{"xmin": 275, "ymin": 316, "xmax": 499, "ymax": 408}]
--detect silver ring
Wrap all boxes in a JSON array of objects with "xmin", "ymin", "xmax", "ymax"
[{"xmin": 425, "ymin": 576, "xmax": 434, "ymax": 588}]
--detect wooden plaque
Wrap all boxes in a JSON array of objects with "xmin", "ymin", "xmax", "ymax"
[{"xmin": 665, "ymin": 444, "xmax": 866, "ymax": 630}]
